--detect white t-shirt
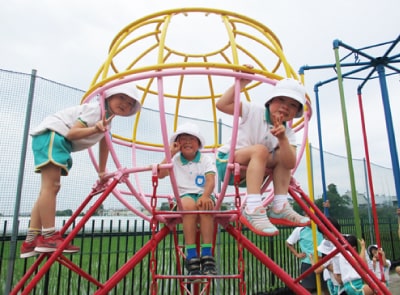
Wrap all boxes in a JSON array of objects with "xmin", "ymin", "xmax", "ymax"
[
  {"xmin": 172, "ymin": 151, "xmax": 216, "ymax": 196},
  {"xmin": 318, "ymin": 239, "xmax": 340, "ymax": 285},
  {"xmin": 218, "ymin": 101, "xmax": 296, "ymax": 154},
  {"xmin": 366, "ymin": 255, "xmax": 391, "ymax": 283},
  {"xmin": 30, "ymin": 102, "xmax": 106, "ymax": 152},
  {"xmin": 333, "ymin": 251, "xmax": 360, "ymax": 283}
]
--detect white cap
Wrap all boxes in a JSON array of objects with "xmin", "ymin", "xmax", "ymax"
[
  {"xmin": 264, "ymin": 78, "xmax": 306, "ymax": 118},
  {"xmin": 317, "ymin": 239, "xmax": 335, "ymax": 255},
  {"xmin": 104, "ymin": 83, "xmax": 142, "ymax": 116},
  {"xmin": 169, "ymin": 122, "xmax": 205, "ymax": 148}
]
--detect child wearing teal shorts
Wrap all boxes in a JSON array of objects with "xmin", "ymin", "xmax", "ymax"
[{"xmin": 20, "ymin": 83, "xmax": 142, "ymax": 258}]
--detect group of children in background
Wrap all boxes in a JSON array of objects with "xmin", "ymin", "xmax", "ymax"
[
  {"xmin": 289, "ymin": 216, "xmax": 397, "ymax": 295},
  {"xmin": 19, "ymin": 69, "xmax": 399, "ymax": 289}
]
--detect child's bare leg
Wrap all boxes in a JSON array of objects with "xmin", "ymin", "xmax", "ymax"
[
  {"xmin": 363, "ymin": 284, "xmax": 374, "ymax": 295},
  {"xmin": 268, "ymin": 153, "xmax": 309, "ymax": 226},
  {"xmin": 199, "ymin": 214, "xmax": 217, "ymax": 274},
  {"xmin": 181, "ymin": 197, "xmax": 201, "ymax": 277},
  {"xmin": 234, "ymin": 144, "xmax": 268, "ymax": 194},
  {"xmin": 235, "ymin": 145, "xmax": 278, "ymax": 236},
  {"xmin": 199, "ymin": 214, "xmax": 214, "ymax": 245},
  {"xmin": 181, "ymin": 198, "xmax": 198, "ymax": 252},
  {"xmin": 36, "ymin": 164, "xmax": 62, "ymax": 229}
]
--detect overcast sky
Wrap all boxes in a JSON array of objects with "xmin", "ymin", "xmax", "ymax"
[{"xmin": 2, "ymin": 0, "xmax": 399, "ymax": 171}]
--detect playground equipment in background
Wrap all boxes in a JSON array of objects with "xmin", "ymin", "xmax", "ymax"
[
  {"xmin": 301, "ymin": 36, "xmax": 400, "ymax": 283},
  {"xmin": 11, "ymin": 8, "xmax": 391, "ymax": 295}
]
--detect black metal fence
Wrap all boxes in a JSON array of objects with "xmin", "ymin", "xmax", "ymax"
[{"xmin": 1, "ymin": 216, "xmax": 399, "ymax": 294}]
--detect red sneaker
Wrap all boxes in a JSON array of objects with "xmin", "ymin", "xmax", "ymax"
[
  {"xmin": 35, "ymin": 232, "xmax": 80, "ymax": 253},
  {"xmin": 20, "ymin": 238, "xmax": 39, "ymax": 258}
]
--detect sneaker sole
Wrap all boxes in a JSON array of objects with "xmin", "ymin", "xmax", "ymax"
[
  {"xmin": 20, "ymin": 251, "xmax": 38, "ymax": 258},
  {"xmin": 35, "ymin": 246, "xmax": 80, "ymax": 253},
  {"xmin": 269, "ymin": 217, "xmax": 310, "ymax": 227},
  {"xmin": 239, "ymin": 215, "xmax": 279, "ymax": 236}
]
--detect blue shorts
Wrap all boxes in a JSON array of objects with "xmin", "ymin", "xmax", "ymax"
[
  {"xmin": 32, "ymin": 131, "xmax": 72, "ymax": 176},
  {"xmin": 343, "ymin": 278, "xmax": 364, "ymax": 295},
  {"xmin": 216, "ymin": 152, "xmax": 246, "ymax": 187}
]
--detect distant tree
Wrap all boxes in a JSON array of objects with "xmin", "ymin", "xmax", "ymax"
[
  {"xmin": 358, "ymin": 204, "xmax": 397, "ymax": 219},
  {"xmin": 55, "ymin": 209, "xmax": 73, "ymax": 216},
  {"xmin": 317, "ymin": 183, "xmax": 353, "ymax": 218},
  {"xmin": 292, "ymin": 183, "xmax": 353, "ymax": 218}
]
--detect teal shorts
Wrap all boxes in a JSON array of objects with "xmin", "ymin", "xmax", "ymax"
[
  {"xmin": 171, "ymin": 193, "xmax": 216, "ymax": 210},
  {"xmin": 32, "ymin": 131, "xmax": 72, "ymax": 176},
  {"xmin": 327, "ymin": 279, "xmax": 338, "ymax": 295},
  {"xmin": 343, "ymin": 278, "xmax": 364, "ymax": 295},
  {"xmin": 216, "ymin": 152, "xmax": 246, "ymax": 187},
  {"xmin": 181, "ymin": 193, "xmax": 216, "ymax": 203}
]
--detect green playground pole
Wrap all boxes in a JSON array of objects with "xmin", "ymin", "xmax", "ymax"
[{"xmin": 333, "ymin": 40, "xmax": 362, "ymax": 239}]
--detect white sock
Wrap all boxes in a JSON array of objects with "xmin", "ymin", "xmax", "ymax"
[
  {"xmin": 246, "ymin": 194, "xmax": 262, "ymax": 212},
  {"xmin": 272, "ymin": 194, "xmax": 288, "ymax": 211}
]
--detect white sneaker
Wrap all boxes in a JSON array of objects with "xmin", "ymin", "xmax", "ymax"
[
  {"xmin": 240, "ymin": 206, "xmax": 279, "ymax": 236},
  {"xmin": 269, "ymin": 202, "xmax": 310, "ymax": 226}
]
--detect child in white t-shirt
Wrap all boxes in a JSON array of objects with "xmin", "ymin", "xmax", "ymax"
[
  {"xmin": 20, "ymin": 83, "xmax": 142, "ymax": 258},
  {"xmin": 333, "ymin": 235, "xmax": 374, "ymax": 295}
]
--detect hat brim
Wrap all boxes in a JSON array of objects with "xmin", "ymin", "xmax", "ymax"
[
  {"xmin": 169, "ymin": 123, "xmax": 205, "ymax": 148},
  {"xmin": 104, "ymin": 83, "xmax": 142, "ymax": 116}
]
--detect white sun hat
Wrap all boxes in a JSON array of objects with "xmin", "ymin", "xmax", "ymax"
[
  {"xmin": 169, "ymin": 122, "xmax": 205, "ymax": 148},
  {"xmin": 104, "ymin": 82, "xmax": 142, "ymax": 116},
  {"xmin": 317, "ymin": 239, "xmax": 335, "ymax": 255},
  {"xmin": 264, "ymin": 78, "xmax": 306, "ymax": 118},
  {"xmin": 367, "ymin": 244, "xmax": 378, "ymax": 257}
]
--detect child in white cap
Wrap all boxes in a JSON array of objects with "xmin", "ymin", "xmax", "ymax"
[
  {"xmin": 158, "ymin": 122, "xmax": 217, "ymax": 279},
  {"xmin": 365, "ymin": 244, "xmax": 391, "ymax": 286},
  {"xmin": 216, "ymin": 65, "xmax": 310, "ymax": 236},
  {"xmin": 20, "ymin": 82, "xmax": 142, "ymax": 258}
]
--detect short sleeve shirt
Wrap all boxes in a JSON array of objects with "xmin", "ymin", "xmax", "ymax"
[
  {"xmin": 172, "ymin": 151, "xmax": 216, "ymax": 196},
  {"xmin": 218, "ymin": 101, "xmax": 296, "ymax": 154},
  {"xmin": 30, "ymin": 102, "xmax": 105, "ymax": 152},
  {"xmin": 286, "ymin": 226, "xmax": 323, "ymax": 264},
  {"xmin": 366, "ymin": 256, "xmax": 391, "ymax": 282},
  {"xmin": 333, "ymin": 251, "xmax": 361, "ymax": 283}
]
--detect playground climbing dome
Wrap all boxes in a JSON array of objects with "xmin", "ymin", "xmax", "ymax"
[{"xmin": 11, "ymin": 7, "xmax": 391, "ymax": 295}]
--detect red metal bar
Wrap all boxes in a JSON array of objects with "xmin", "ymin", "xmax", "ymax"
[
  {"xmin": 289, "ymin": 186, "xmax": 391, "ymax": 294},
  {"xmin": 224, "ymin": 223, "xmax": 310, "ymax": 294},
  {"xmin": 93, "ymin": 226, "xmax": 170, "ymax": 294},
  {"xmin": 357, "ymin": 91, "xmax": 385, "ymax": 280},
  {"xmin": 12, "ymin": 178, "xmax": 119, "ymax": 295}
]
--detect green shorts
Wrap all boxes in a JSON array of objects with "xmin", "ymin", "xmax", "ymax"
[
  {"xmin": 32, "ymin": 131, "xmax": 72, "ymax": 176},
  {"xmin": 216, "ymin": 152, "xmax": 246, "ymax": 187},
  {"xmin": 343, "ymin": 278, "xmax": 364, "ymax": 295}
]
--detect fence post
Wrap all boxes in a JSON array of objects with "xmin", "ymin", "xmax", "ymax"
[{"xmin": 5, "ymin": 69, "xmax": 37, "ymax": 294}]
